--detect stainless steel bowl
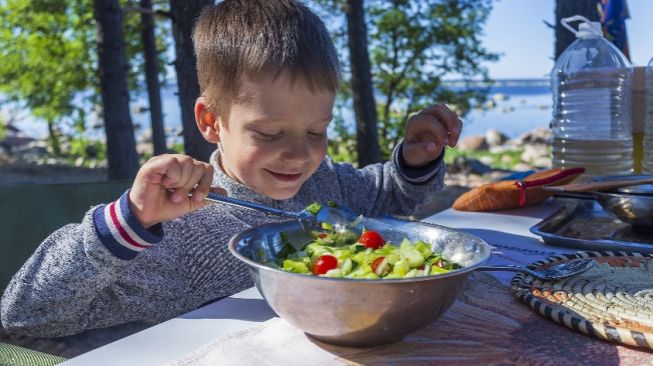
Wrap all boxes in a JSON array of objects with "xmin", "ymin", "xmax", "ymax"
[
  {"xmin": 594, "ymin": 191, "xmax": 653, "ymax": 228},
  {"xmin": 586, "ymin": 174, "xmax": 653, "ymax": 228},
  {"xmin": 229, "ymin": 217, "xmax": 491, "ymax": 347}
]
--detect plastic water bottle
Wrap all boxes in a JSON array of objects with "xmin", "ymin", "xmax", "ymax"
[
  {"xmin": 550, "ymin": 16, "xmax": 633, "ymax": 179},
  {"xmin": 644, "ymin": 57, "xmax": 653, "ymax": 173}
]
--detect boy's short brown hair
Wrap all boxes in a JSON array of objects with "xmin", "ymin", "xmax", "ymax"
[{"xmin": 192, "ymin": 0, "xmax": 340, "ymax": 113}]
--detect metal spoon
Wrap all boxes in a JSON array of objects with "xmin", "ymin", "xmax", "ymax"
[
  {"xmin": 203, "ymin": 191, "xmax": 362, "ymax": 234},
  {"xmin": 475, "ymin": 258, "xmax": 596, "ymax": 280}
]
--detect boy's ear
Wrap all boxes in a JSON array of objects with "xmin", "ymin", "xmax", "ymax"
[{"xmin": 195, "ymin": 97, "xmax": 220, "ymax": 143}]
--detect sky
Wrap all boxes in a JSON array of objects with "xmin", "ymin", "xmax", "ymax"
[{"xmin": 482, "ymin": 0, "xmax": 653, "ymax": 79}]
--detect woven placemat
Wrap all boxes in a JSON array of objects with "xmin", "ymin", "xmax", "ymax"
[
  {"xmin": 511, "ymin": 251, "xmax": 653, "ymax": 349},
  {"xmin": 0, "ymin": 342, "xmax": 66, "ymax": 366}
]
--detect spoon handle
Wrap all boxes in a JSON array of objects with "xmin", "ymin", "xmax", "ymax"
[
  {"xmin": 204, "ymin": 192, "xmax": 301, "ymax": 219},
  {"xmin": 544, "ymin": 177, "xmax": 653, "ymax": 193},
  {"xmin": 475, "ymin": 265, "xmax": 539, "ymax": 278}
]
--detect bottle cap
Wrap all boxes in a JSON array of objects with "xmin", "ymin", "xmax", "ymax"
[
  {"xmin": 577, "ymin": 21, "xmax": 602, "ymax": 38},
  {"xmin": 561, "ymin": 15, "xmax": 603, "ymax": 39}
]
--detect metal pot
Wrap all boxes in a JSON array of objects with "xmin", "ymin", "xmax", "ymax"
[
  {"xmin": 589, "ymin": 191, "xmax": 653, "ymax": 228},
  {"xmin": 549, "ymin": 175, "xmax": 653, "ymax": 228}
]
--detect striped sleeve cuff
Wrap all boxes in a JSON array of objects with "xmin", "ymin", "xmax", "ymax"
[
  {"xmin": 393, "ymin": 142, "xmax": 444, "ymax": 185},
  {"xmin": 93, "ymin": 190, "xmax": 163, "ymax": 260}
]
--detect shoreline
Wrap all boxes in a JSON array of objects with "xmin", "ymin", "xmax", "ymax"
[
  {"xmin": 3, "ymin": 82, "xmax": 552, "ymax": 143},
  {"xmin": 0, "ymin": 127, "xmax": 552, "ymax": 187}
]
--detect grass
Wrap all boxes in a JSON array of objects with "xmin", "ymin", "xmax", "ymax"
[{"xmin": 444, "ymin": 147, "xmax": 525, "ymax": 171}]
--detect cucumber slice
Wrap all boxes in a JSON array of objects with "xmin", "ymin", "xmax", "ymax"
[
  {"xmin": 282, "ymin": 259, "xmax": 310, "ymax": 273},
  {"xmin": 341, "ymin": 258, "xmax": 353, "ymax": 274},
  {"xmin": 392, "ymin": 258, "xmax": 410, "ymax": 276},
  {"xmin": 323, "ymin": 268, "xmax": 343, "ymax": 278},
  {"xmin": 399, "ymin": 239, "xmax": 425, "ymax": 268}
]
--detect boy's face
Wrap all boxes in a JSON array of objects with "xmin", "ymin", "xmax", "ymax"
[{"xmin": 208, "ymin": 72, "xmax": 335, "ymax": 200}]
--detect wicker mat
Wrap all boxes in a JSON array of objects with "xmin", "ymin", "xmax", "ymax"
[
  {"xmin": 0, "ymin": 342, "xmax": 66, "ymax": 366},
  {"xmin": 512, "ymin": 251, "xmax": 653, "ymax": 351},
  {"xmin": 168, "ymin": 271, "xmax": 651, "ymax": 366}
]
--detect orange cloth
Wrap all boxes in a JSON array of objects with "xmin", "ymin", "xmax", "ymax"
[{"xmin": 452, "ymin": 167, "xmax": 585, "ymax": 212}]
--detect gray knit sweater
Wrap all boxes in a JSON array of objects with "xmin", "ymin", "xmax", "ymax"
[{"xmin": 1, "ymin": 145, "xmax": 444, "ymax": 337}]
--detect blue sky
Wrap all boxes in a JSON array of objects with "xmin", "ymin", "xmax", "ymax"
[{"xmin": 483, "ymin": 0, "xmax": 653, "ymax": 79}]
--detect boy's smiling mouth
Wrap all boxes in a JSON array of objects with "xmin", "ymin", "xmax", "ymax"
[{"xmin": 265, "ymin": 169, "xmax": 303, "ymax": 182}]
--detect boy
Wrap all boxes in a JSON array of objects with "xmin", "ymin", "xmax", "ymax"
[{"xmin": 1, "ymin": 0, "xmax": 462, "ymax": 337}]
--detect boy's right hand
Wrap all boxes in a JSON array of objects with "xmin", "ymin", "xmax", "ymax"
[{"xmin": 129, "ymin": 154, "xmax": 221, "ymax": 228}]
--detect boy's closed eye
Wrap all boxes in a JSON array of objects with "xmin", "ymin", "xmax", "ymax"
[
  {"xmin": 254, "ymin": 130, "xmax": 283, "ymax": 141},
  {"xmin": 308, "ymin": 131, "xmax": 327, "ymax": 139},
  {"xmin": 252, "ymin": 129, "xmax": 327, "ymax": 141}
]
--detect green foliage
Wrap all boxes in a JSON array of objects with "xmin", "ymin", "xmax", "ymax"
[
  {"xmin": 327, "ymin": 136, "xmax": 357, "ymax": 164},
  {"xmin": 0, "ymin": 0, "xmax": 172, "ymax": 161},
  {"xmin": 66, "ymin": 137, "xmax": 107, "ymax": 167},
  {"xmin": 0, "ymin": 118, "xmax": 6, "ymax": 141},
  {"xmin": 444, "ymin": 147, "xmax": 525, "ymax": 171},
  {"xmin": 327, "ymin": 94, "xmax": 358, "ymax": 164},
  {"xmin": 370, "ymin": 0, "xmax": 498, "ymax": 159},
  {"xmin": 0, "ymin": 0, "xmax": 96, "ymax": 155},
  {"xmin": 169, "ymin": 142, "xmax": 185, "ymax": 154},
  {"xmin": 1, "ymin": 0, "xmax": 501, "ymax": 169},
  {"xmin": 122, "ymin": 0, "xmax": 172, "ymax": 92},
  {"xmin": 312, "ymin": 0, "xmax": 499, "ymax": 161}
]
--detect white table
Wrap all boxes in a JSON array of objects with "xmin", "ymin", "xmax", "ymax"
[{"xmin": 63, "ymin": 203, "xmax": 563, "ymax": 366}]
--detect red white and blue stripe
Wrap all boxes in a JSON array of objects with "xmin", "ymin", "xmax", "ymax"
[{"xmin": 93, "ymin": 190, "xmax": 162, "ymax": 259}]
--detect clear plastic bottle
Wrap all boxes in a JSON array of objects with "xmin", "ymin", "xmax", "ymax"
[
  {"xmin": 550, "ymin": 16, "xmax": 633, "ymax": 179},
  {"xmin": 644, "ymin": 57, "xmax": 653, "ymax": 173}
]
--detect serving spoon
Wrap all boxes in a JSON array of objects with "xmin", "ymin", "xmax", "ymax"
[
  {"xmin": 475, "ymin": 258, "xmax": 596, "ymax": 280},
  {"xmin": 202, "ymin": 191, "xmax": 363, "ymax": 234}
]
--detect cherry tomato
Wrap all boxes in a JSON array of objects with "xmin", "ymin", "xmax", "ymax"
[
  {"xmin": 312, "ymin": 254, "xmax": 338, "ymax": 275},
  {"xmin": 371, "ymin": 256, "xmax": 390, "ymax": 276},
  {"xmin": 358, "ymin": 230, "xmax": 384, "ymax": 249}
]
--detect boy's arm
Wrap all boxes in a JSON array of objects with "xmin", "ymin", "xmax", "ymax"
[
  {"xmin": 1, "ymin": 191, "xmax": 208, "ymax": 337},
  {"xmin": 328, "ymin": 142, "xmax": 444, "ymax": 218},
  {"xmin": 2, "ymin": 190, "xmax": 252, "ymax": 338},
  {"xmin": 326, "ymin": 103, "xmax": 459, "ymax": 218},
  {"xmin": 1, "ymin": 154, "xmax": 240, "ymax": 337},
  {"xmin": 1, "ymin": 193, "xmax": 168, "ymax": 336}
]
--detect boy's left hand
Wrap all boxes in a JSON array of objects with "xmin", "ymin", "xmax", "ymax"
[{"xmin": 402, "ymin": 103, "xmax": 462, "ymax": 168}]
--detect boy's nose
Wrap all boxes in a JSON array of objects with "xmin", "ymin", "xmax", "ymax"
[{"xmin": 280, "ymin": 138, "xmax": 310, "ymax": 163}]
